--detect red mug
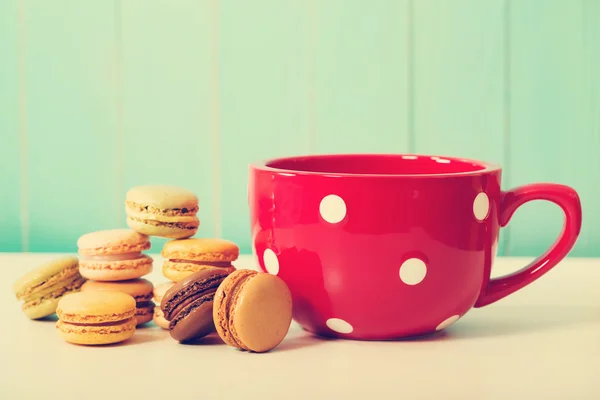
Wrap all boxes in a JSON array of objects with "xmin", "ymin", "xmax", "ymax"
[{"xmin": 248, "ymin": 154, "xmax": 582, "ymax": 340}]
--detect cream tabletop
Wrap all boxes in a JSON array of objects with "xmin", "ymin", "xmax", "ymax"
[{"xmin": 1, "ymin": 253, "xmax": 598, "ymax": 399}]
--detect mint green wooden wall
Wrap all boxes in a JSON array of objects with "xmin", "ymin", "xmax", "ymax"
[{"xmin": 1, "ymin": 0, "xmax": 598, "ymax": 257}]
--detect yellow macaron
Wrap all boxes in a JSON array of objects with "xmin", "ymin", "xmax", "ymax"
[
  {"xmin": 161, "ymin": 238, "xmax": 239, "ymax": 282},
  {"xmin": 56, "ymin": 291, "xmax": 137, "ymax": 345}
]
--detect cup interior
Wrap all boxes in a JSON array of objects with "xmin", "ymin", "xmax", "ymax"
[{"xmin": 261, "ymin": 154, "xmax": 498, "ymax": 177}]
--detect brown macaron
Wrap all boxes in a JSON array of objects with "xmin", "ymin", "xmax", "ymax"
[
  {"xmin": 213, "ymin": 269, "xmax": 293, "ymax": 353},
  {"xmin": 80, "ymin": 279, "xmax": 154, "ymax": 326},
  {"xmin": 160, "ymin": 269, "xmax": 229, "ymax": 342}
]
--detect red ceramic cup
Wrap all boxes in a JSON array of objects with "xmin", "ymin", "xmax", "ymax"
[{"xmin": 248, "ymin": 154, "xmax": 582, "ymax": 340}]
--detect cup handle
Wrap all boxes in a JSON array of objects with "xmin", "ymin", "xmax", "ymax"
[{"xmin": 474, "ymin": 183, "xmax": 582, "ymax": 308}]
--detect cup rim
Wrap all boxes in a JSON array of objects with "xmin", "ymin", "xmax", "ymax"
[{"xmin": 250, "ymin": 153, "xmax": 502, "ymax": 178}]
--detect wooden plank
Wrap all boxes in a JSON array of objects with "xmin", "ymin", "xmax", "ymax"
[
  {"xmin": 508, "ymin": 0, "xmax": 599, "ymax": 256},
  {"xmin": 0, "ymin": 1, "xmax": 23, "ymax": 251},
  {"xmin": 413, "ymin": 0, "xmax": 507, "ymax": 255},
  {"xmin": 24, "ymin": 2, "xmax": 120, "ymax": 252},
  {"xmin": 120, "ymin": 0, "xmax": 217, "ymax": 252},
  {"xmin": 413, "ymin": 0, "xmax": 505, "ymax": 164},
  {"xmin": 219, "ymin": 0, "xmax": 313, "ymax": 253},
  {"xmin": 314, "ymin": 0, "xmax": 410, "ymax": 153}
]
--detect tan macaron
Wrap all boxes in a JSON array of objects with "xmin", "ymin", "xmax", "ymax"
[
  {"xmin": 213, "ymin": 269, "xmax": 293, "ymax": 353},
  {"xmin": 161, "ymin": 238, "xmax": 239, "ymax": 282}
]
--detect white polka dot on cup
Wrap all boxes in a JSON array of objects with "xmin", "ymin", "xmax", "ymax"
[
  {"xmin": 326, "ymin": 318, "xmax": 353, "ymax": 334},
  {"xmin": 399, "ymin": 258, "xmax": 427, "ymax": 285},
  {"xmin": 319, "ymin": 195, "xmax": 347, "ymax": 224},
  {"xmin": 473, "ymin": 192, "xmax": 490, "ymax": 221},
  {"xmin": 263, "ymin": 248, "xmax": 279, "ymax": 275},
  {"xmin": 436, "ymin": 315, "xmax": 460, "ymax": 331}
]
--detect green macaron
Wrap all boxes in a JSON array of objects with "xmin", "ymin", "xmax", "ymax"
[
  {"xmin": 125, "ymin": 185, "xmax": 200, "ymax": 239},
  {"xmin": 13, "ymin": 256, "xmax": 87, "ymax": 319}
]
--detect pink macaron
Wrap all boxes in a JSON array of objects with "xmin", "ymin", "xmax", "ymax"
[{"xmin": 77, "ymin": 229, "xmax": 153, "ymax": 281}]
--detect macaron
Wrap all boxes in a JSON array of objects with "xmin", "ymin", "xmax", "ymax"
[
  {"xmin": 13, "ymin": 256, "xmax": 86, "ymax": 319},
  {"xmin": 160, "ymin": 269, "xmax": 229, "ymax": 342},
  {"xmin": 125, "ymin": 185, "xmax": 200, "ymax": 239},
  {"xmin": 152, "ymin": 282, "xmax": 174, "ymax": 329},
  {"xmin": 161, "ymin": 238, "xmax": 239, "ymax": 282},
  {"xmin": 56, "ymin": 291, "xmax": 137, "ymax": 345},
  {"xmin": 80, "ymin": 279, "xmax": 155, "ymax": 326},
  {"xmin": 213, "ymin": 269, "xmax": 293, "ymax": 353},
  {"xmin": 77, "ymin": 229, "xmax": 153, "ymax": 281}
]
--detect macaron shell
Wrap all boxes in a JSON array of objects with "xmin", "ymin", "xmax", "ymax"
[
  {"xmin": 153, "ymin": 307, "xmax": 170, "ymax": 329},
  {"xmin": 125, "ymin": 185, "xmax": 199, "ymax": 210},
  {"xmin": 57, "ymin": 291, "xmax": 136, "ymax": 324},
  {"xmin": 23, "ymin": 297, "xmax": 61, "ymax": 320},
  {"xmin": 56, "ymin": 318, "xmax": 136, "ymax": 345},
  {"xmin": 13, "ymin": 257, "xmax": 79, "ymax": 297},
  {"xmin": 231, "ymin": 273, "xmax": 293, "ymax": 353},
  {"xmin": 169, "ymin": 298, "xmax": 215, "ymax": 342},
  {"xmin": 127, "ymin": 217, "xmax": 198, "ymax": 239},
  {"xmin": 79, "ymin": 255, "xmax": 153, "ymax": 281},
  {"xmin": 77, "ymin": 229, "xmax": 150, "ymax": 256},
  {"xmin": 162, "ymin": 261, "xmax": 235, "ymax": 282},
  {"xmin": 161, "ymin": 238, "xmax": 240, "ymax": 261}
]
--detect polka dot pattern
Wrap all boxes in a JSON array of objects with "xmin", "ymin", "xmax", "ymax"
[
  {"xmin": 262, "ymin": 248, "xmax": 279, "ymax": 275},
  {"xmin": 436, "ymin": 315, "xmax": 460, "ymax": 331},
  {"xmin": 399, "ymin": 258, "xmax": 427, "ymax": 285},
  {"xmin": 326, "ymin": 318, "xmax": 353, "ymax": 334},
  {"xmin": 473, "ymin": 192, "xmax": 490, "ymax": 221},
  {"xmin": 319, "ymin": 195, "xmax": 347, "ymax": 224}
]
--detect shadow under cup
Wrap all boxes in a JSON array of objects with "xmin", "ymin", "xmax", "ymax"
[{"xmin": 248, "ymin": 154, "xmax": 582, "ymax": 340}]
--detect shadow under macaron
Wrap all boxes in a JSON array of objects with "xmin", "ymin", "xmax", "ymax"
[
  {"xmin": 178, "ymin": 332, "xmax": 226, "ymax": 346},
  {"xmin": 36, "ymin": 314, "xmax": 59, "ymax": 322}
]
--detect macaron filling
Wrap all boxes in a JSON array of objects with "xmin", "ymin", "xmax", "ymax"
[
  {"xmin": 162, "ymin": 275, "xmax": 225, "ymax": 320},
  {"xmin": 126, "ymin": 201, "xmax": 199, "ymax": 216},
  {"xmin": 79, "ymin": 252, "xmax": 144, "ymax": 262},
  {"xmin": 168, "ymin": 259, "xmax": 232, "ymax": 268},
  {"xmin": 129, "ymin": 217, "xmax": 198, "ymax": 229},
  {"xmin": 62, "ymin": 319, "xmax": 133, "ymax": 327}
]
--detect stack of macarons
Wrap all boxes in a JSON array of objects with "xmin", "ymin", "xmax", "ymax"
[
  {"xmin": 12, "ymin": 184, "xmax": 296, "ymax": 352},
  {"xmin": 76, "ymin": 229, "xmax": 155, "ymax": 326},
  {"xmin": 122, "ymin": 185, "xmax": 239, "ymax": 329}
]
